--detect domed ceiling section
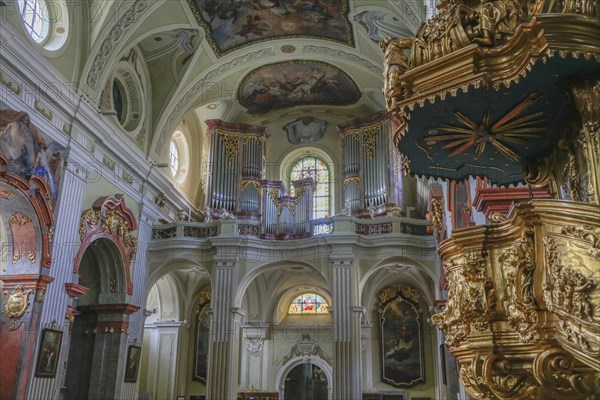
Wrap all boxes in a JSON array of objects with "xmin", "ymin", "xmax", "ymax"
[
  {"xmin": 76, "ymin": 0, "xmax": 427, "ymax": 158},
  {"xmin": 187, "ymin": 0, "xmax": 354, "ymax": 56}
]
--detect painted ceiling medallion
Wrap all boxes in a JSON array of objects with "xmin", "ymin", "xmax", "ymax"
[
  {"xmin": 428, "ymin": 93, "xmax": 545, "ymax": 161},
  {"xmin": 4, "ymin": 285, "xmax": 32, "ymax": 329},
  {"xmin": 187, "ymin": 0, "xmax": 354, "ymax": 56},
  {"xmin": 239, "ymin": 61, "xmax": 360, "ymax": 114}
]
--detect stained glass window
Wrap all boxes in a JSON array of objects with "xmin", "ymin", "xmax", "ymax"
[
  {"xmin": 288, "ymin": 293, "xmax": 329, "ymax": 315},
  {"xmin": 290, "ymin": 156, "xmax": 330, "ymax": 219}
]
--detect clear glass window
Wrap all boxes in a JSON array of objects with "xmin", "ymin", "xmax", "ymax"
[
  {"xmin": 169, "ymin": 139, "xmax": 179, "ymax": 177},
  {"xmin": 18, "ymin": 0, "xmax": 49, "ymax": 43}
]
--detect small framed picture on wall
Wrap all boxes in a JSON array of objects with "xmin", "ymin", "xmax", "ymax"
[
  {"xmin": 35, "ymin": 328, "xmax": 63, "ymax": 378},
  {"xmin": 124, "ymin": 345, "xmax": 142, "ymax": 382}
]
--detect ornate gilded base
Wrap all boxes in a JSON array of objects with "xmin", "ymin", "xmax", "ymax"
[{"xmin": 433, "ymin": 200, "xmax": 600, "ymax": 399}]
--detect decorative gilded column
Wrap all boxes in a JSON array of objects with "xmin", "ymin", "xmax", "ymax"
[{"xmin": 330, "ymin": 257, "xmax": 363, "ymax": 399}]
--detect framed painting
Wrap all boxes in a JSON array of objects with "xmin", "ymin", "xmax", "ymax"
[
  {"xmin": 35, "ymin": 328, "xmax": 63, "ymax": 377},
  {"xmin": 193, "ymin": 287, "xmax": 211, "ymax": 383},
  {"xmin": 124, "ymin": 345, "xmax": 142, "ymax": 382},
  {"xmin": 378, "ymin": 286, "xmax": 425, "ymax": 388}
]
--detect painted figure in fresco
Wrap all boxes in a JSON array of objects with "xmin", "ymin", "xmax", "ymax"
[
  {"xmin": 0, "ymin": 110, "xmax": 63, "ymax": 201},
  {"xmin": 236, "ymin": 15, "xmax": 269, "ymax": 39}
]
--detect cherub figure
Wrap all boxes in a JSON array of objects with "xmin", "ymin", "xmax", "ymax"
[
  {"xmin": 203, "ymin": 207, "xmax": 212, "ymax": 223},
  {"xmin": 368, "ymin": 204, "xmax": 376, "ymax": 219}
]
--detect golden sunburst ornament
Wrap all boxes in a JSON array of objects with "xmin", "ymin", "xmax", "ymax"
[{"xmin": 427, "ymin": 93, "xmax": 546, "ymax": 161}]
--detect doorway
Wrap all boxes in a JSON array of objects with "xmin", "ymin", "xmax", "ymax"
[{"xmin": 284, "ymin": 363, "xmax": 328, "ymax": 400}]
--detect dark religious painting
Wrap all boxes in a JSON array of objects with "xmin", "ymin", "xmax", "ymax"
[
  {"xmin": 187, "ymin": 0, "xmax": 353, "ymax": 56},
  {"xmin": 193, "ymin": 288, "xmax": 211, "ymax": 384},
  {"xmin": 239, "ymin": 61, "xmax": 360, "ymax": 114},
  {"xmin": 378, "ymin": 286, "xmax": 425, "ymax": 388},
  {"xmin": 0, "ymin": 109, "xmax": 66, "ymax": 203},
  {"xmin": 124, "ymin": 345, "xmax": 142, "ymax": 382},
  {"xmin": 35, "ymin": 329, "xmax": 63, "ymax": 378}
]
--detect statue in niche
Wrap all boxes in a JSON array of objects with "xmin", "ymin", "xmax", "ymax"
[{"xmin": 284, "ymin": 117, "xmax": 328, "ymax": 144}]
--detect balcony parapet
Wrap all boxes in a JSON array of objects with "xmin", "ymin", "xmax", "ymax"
[
  {"xmin": 151, "ymin": 222, "xmax": 219, "ymax": 240},
  {"xmin": 432, "ymin": 199, "xmax": 600, "ymax": 399},
  {"xmin": 150, "ymin": 215, "xmax": 432, "ymax": 242}
]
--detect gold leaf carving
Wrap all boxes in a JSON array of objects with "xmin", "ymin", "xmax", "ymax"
[
  {"xmin": 498, "ymin": 228, "xmax": 537, "ymax": 343},
  {"xmin": 3, "ymin": 285, "xmax": 32, "ymax": 329},
  {"xmin": 432, "ymin": 251, "xmax": 495, "ymax": 348},
  {"xmin": 217, "ymin": 130, "xmax": 239, "ymax": 164}
]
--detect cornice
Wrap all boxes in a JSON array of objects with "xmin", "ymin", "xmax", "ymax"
[{"xmin": 0, "ymin": 23, "xmax": 194, "ymax": 220}]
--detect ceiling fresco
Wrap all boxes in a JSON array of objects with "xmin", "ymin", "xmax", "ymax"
[
  {"xmin": 238, "ymin": 61, "xmax": 361, "ymax": 114},
  {"xmin": 187, "ymin": 0, "xmax": 354, "ymax": 56}
]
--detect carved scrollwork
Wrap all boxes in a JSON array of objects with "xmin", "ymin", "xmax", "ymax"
[
  {"xmin": 542, "ymin": 235, "xmax": 599, "ymax": 358},
  {"xmin": 499, "ymin": 228, "xmax": 538, "ymax": 343},
  {"xmin": 432, "ymin": 251, "xmax": 495, "ymax": 348},
  {"xmin": 561, "ymin": 225, "xmax": 600, "ymax": 259},
  {"xmin": 543, "ymin": 236, "xmax": 596, "ymax": 322},
  {"xmin": 533, "ymin": 348, "xmax": 600, "ymax": 399},
  {"xmin": 459, "ymin": 360, "xmax": 494, "ymax": 400},
  {"xmin": 483, "ymin": 355, "xmax": 539, "ymax": 399},
  {"xmin": 3, "ymin": 285, "xmax": 32, "ymax": 329},
  {"xmin": 243, "ymin": 336, "xmax": 264, "ymax": 353}
]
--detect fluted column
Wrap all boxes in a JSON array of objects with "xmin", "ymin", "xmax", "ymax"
[
  {"xmin": 331, "ymin": 258, "xmax": 363, "ymax": 400},
  {"xmin": 121, "ymin": 203, "xmax": 155, "ymax": 400},
  {"xmin": 27, "ymin": 164, "xmax": 87, "ymax": 400},
  {"xmin": 206, "ymin": 261, "xmax": 242, "ymax": 400}
]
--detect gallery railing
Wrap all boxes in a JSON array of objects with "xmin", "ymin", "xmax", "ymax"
[{"xmin": 150, "ymin": 215, "xmax": 432, "ymax": 242}]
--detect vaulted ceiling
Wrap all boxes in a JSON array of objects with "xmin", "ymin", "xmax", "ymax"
[{"xmin": 72, "ymin": 0, "xmax": 425, "ymax": 159}]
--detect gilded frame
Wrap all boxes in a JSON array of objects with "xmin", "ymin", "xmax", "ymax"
[
  {"xmin": 35, "ymin": 328, "xmax": 63, "ymax": 378},
  {"xmin": 124, "ymin": 345, "xmax": 142, "ymax": 383},
  {"xmin": 378, "ymin": 287, "xmax": 425, "ymax": 388}
]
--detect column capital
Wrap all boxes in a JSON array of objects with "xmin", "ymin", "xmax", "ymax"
[
  {"xmin": 153, "ymin": 320, "xmax": 189, "ymax": 329},
  {"xmin": 231, "ymin": 307, "xmax": 246, "ymax": 322},
  {"xmin": 330, "ymin": 258, "xmax": 354, "ymax": 267},
  {"xmin": 352, "ymin": 306, "xmax": 365, "ymax": 316},
  {"xmin": 214, "ymin": 260, "xmax": 238, "ymax": 268}
]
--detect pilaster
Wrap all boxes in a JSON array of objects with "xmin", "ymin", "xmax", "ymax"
[
  {"xmin": 330, "ymin": 257, "xmax": 363, "ymax": 399},
  {"xmin": 206, "ymin": 260, "xmax": 242, "ymax": 400},
  {"xmin": 26, "ymin": 163, "xmax": 86, "ymax": 400},
  {"xmin": 121, "ymin": 201, "xmax": 159, "ymax": 400}
]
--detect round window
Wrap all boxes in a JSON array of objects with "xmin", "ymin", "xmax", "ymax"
[
  {"xmin": 17, "ymin": 0, "xmax": 50, "ymax": 43},
  {"xmin": 17, "ymin": 0, "xmax": 70, "ymax": 52}
]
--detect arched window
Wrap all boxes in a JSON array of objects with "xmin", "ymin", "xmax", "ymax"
[
  {"xmin": 169, "ymin": 139, "xmax": 180, "ymax": 177},
  {"xmin": 289, "ymin": 156, "xmax": 330, "ymax": 219},
  {"xmin": 169, "ymin": 130, "xmax": 189, "ymax": 184},
  {"xmin": 288, "ymin": 293, "xmax": 329, "ymax": 315},
  {"xmin": 17, "ymin": 0, "xmax": 49, "ymax": 43}
]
